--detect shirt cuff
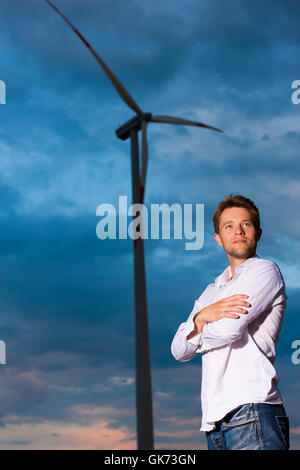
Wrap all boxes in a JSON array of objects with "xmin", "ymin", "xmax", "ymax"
[
  {"xmin": 187, "ymin": 332, "xmax": 203, "ymax": 346},
  {"xmin": 185, "ymin": 318, "xmax": 203, "ymax": 346}
]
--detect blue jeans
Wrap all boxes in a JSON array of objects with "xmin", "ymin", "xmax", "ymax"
[{"xmin": 206, "ymin": 403, "xmax": 290, "ymax": 450}]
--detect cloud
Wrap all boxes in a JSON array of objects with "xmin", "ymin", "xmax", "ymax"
[
  {"xmin": 0, "ymin": 415, "xmax": 136, "ymax": 450},
  {"xmin": 0, "ymin": 370, "xmax": 49, "ymax": 420}
]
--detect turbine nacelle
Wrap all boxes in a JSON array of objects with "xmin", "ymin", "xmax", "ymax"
[{"xmin": 116, "ymin": 113, "xmax": 152, "ymax": 141}]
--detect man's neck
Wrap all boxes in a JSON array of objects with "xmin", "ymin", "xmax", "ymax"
[{"xmin": 228, "ymin": 254, "xmax": 256, "ymax": 279}]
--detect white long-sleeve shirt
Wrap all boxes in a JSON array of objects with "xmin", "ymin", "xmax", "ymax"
[{"xmin": 171, "ymin": 254, "xmax": 287, "ymax": 432}]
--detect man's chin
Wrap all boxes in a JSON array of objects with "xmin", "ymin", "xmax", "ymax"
[{"xmin": 227, "ymin": 245, "xmax": 256, "ymax": 259}]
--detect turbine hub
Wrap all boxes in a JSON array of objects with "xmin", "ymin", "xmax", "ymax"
[{"xmin": 140, "ymin": 113, "xmax": 152, "ymax": 122}]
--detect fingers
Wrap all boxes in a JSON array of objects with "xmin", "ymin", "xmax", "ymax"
[
  {"xmin": 216, "ymin": 312, "xmax": 240, "ymax": 320},
  {"xmin": 219, "ymin": 309, "xmax": 247, "ymax": 319},
  {"xmin": 224, "ymin": 306, "xmax": 248, "ymax": 313},
  {"xmin": 223, "ymin": 313, "xmax": 241, "ymax": 319},
  {"xmin": 231, "ymin": 294, "xmax": 249, "ymax": 299},
  {"xmin": 220, "ymin": 294, "xmax": 251, "ymax": 308},
  {"xmin": 223, "ymin": 294, "xmax": 249, "ymax": 302}
]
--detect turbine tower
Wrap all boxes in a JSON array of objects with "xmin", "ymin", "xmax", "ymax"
[{"xmin": 45, "ymin": 0, "xmax": 222, "ymax": 450}]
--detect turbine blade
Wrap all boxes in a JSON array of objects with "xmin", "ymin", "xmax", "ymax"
[
  {"xmin": 139, "ymin": 120, "xmax": 148, "ymax": 205},
  {"xmin": 45, "ymin": 0, "xmax": 143, "ymax": 115},
  {"xmin": 151, "ymin": 115, "xmax": 222, "ymax": 133}
]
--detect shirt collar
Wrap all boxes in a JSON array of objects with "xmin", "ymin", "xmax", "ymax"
[{"xmin": 215, "ymin": 254, "xmax": 260, "ymax": 286}]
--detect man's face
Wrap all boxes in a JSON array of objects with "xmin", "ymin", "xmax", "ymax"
[{"xmin": 214, "ymin": 207, "xmax": 261, "ymax": 260}]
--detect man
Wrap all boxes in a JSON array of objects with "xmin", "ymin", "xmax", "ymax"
[{"xmin": 171, "ymin": 194, "xmax": 289, "ymax": 450}]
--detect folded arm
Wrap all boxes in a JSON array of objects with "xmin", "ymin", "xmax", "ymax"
[
  {"xmin": 171, "ymin": 298, "xmax": 205, "ymax": 362},
  {"xmin": 197, "ymin": 262, "xmax": 285, "ymax": 354},
  {"xmin": 171, "ymin": 262, "xmax": 285, "ymax": 361}
]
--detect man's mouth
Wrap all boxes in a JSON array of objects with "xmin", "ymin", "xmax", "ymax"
[{"xmin": 233, "ymin": 239, "xmax": 247, "ymax": 244}]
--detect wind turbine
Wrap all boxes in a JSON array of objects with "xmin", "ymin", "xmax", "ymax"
[{"xmin": 45, "ymin": 0, "xmax": 222, "ymax": 450}]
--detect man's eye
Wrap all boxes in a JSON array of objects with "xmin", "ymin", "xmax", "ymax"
[{"xmin": 225, "ymin": 225, "xmax": 232, "ymax": 229}]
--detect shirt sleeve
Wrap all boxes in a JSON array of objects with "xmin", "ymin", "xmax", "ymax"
[
  {"xmin": 197, "ymin": 261, "xmax": 285, "ymax": 354},
  {"xmin": 171, "ymin": 287, "xmax": 211, "ymax": 362}
]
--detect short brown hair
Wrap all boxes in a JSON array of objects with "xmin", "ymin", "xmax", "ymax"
[{"xmin": 213, "ymin": 194, "xmax": 261, "ymax": 237}]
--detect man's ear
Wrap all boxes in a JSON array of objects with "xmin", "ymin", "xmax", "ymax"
[
  {"xmin": 214, "ymin": 232, "xmax": 223, "ymax": 247},
  {"xmin": 256, "ymin": 228, "xmax": 262, "ymax": 242}
]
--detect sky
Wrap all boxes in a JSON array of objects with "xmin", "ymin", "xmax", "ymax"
[{"xmin": 0, "ymin": 0, "xmax": 299, "ymax": 450}]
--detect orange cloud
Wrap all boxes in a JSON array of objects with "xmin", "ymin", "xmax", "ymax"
[{"xmin": 0, "ymin": 417, "xmax": 136, "ymax": 450}]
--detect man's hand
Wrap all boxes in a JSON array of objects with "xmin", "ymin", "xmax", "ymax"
[{"xmin": 187, "ymin": 294, "xmax": 251, "ymax": 340}]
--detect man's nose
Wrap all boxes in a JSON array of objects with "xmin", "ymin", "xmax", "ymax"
[{"xmin": 235, "ymin": 225, "xmax": 245, "ymax": 234}]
